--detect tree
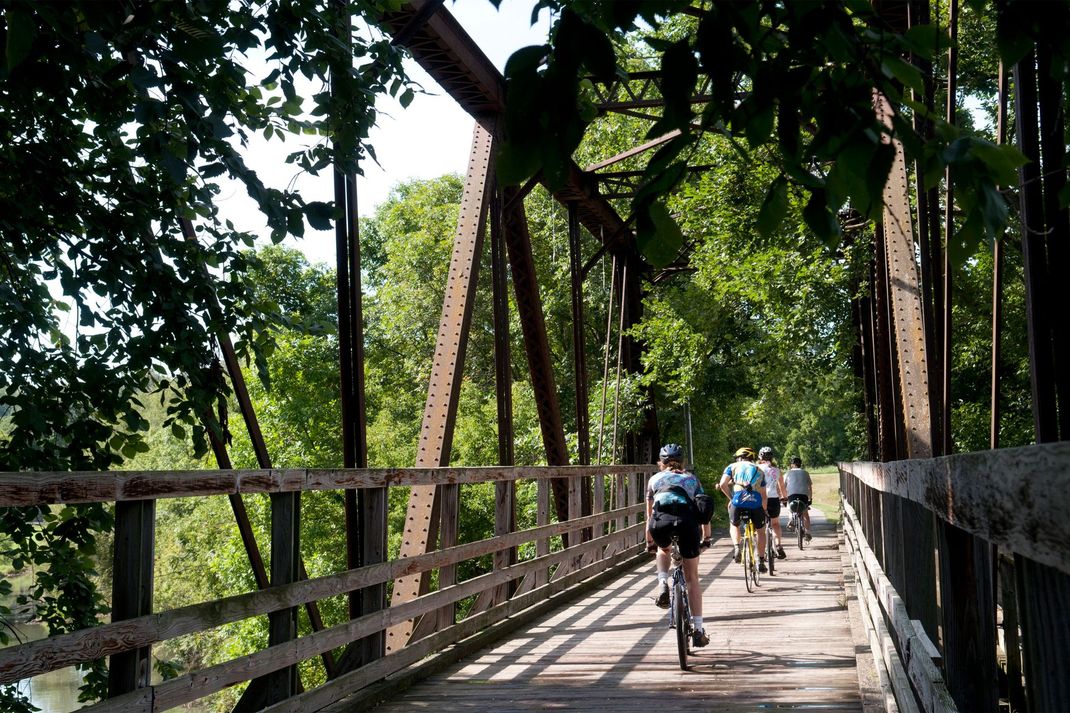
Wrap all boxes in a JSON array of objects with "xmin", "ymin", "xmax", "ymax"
[
  {"xmin": 498, "ymin": 0, "xmax": 1032, "ymax": 267},
  {"xmin": 1, "ymin": 3, "xmax": 412, "ymax": 705}
]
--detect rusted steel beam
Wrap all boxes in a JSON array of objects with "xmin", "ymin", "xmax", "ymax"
[
  {"xmin": 1036, "ymin": 33, "xmax": 1070, "ymax": 440},
  {"xmin": 387, "ymin": 122, "xmax": 496, "ymax": 651},
  {"xmin": 568, "ymin": 203, "xmax": 591, "ymax": 467},
  {"xmin": 569, "ymin": 203, "xmax": 593, "ymax": 548},
  {"xmin": 588, "ymin": 71, "xmax": 711, "ymax": 113},
  {"xmin": 380, "ymin": 0, "xmax": 634, "ymax": 253},
  {"xmin": 1014, "ymin": 51, "xmax": 1060, "ymax": 442},
  {"xmin": 990, "ymin": 62, "xmax": 1008, "ymax": 450},
  {"xmin": 873, "ymin": 91, "xmax": 933, "ymax": 460},
  {"xmin": 180, "ymin": 219, "xmax": 337, "ymax": 678},
  {"xmin": 584, "ymin": 130, "xmax": 681, "ymax": 172},
  {"xmin": 501, "ymin": 184, "xmax": 571, "ymax": 527}
]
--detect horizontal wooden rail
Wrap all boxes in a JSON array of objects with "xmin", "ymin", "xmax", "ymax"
[
  {"xmin": 77, "ymin": 526, "xmax": 646, "ymax": 713},
  {"xmin": 0, "ymin": 501, "xmax": 644, "ymax": 683},
  {"xmin": 843, "ymin": 499, "xmax": 953, "ymax": 713},
  {"xmin": 0, "ymin": 464, "xmax": 647, "ymax": 507},
  {"xmin": 839, "ymin": 442, "xmax": 1070, "ymax": 576}
]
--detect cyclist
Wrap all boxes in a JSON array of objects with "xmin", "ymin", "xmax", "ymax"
[
  {"xmin": 718, "ymin": 446, "xmax": 768, "ymax": 573},
  {"xmin": 784, "ymin": 456, "xmax": 813, "ymax": 542},
  {"xmin": 646, "ymin": 443, "xmax": 712, "ymax": 648},
  {"xmin": 757, "ymin": 446, "xmax": 787, "ymax": 559}
]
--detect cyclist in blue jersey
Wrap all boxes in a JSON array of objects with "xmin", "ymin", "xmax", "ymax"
[
  {"xmin": 718, "ymin": 446, "xmax": 769, "ymax": 573},
  {"xmin": 646, "ymin": 443, "xmax": 712, "ymax": 648}
]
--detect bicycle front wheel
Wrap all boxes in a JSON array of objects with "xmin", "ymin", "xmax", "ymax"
[
  {"xmin": 766, "ymin": 526, "xmax": 776, "ymax": 577},
  {"xmin": 674, "ymin": 578, "xmax": 689, "ymax": 670}
]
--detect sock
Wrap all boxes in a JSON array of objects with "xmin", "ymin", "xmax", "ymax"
[
  {"xmin": 692, "ymin": 615, "xmax": 703, "ymax": 630},
  {"xmin": 657, "ymin": 572, "xmax": 668, "ymax": 585}
]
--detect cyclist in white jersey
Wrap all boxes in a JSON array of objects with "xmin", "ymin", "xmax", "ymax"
[{"xmin": 758, "ymin": 446, "xmax": 787, "ymax": 559}]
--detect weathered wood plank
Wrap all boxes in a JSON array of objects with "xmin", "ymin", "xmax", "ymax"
[
  {"xmin": 844, "ymin": 501, "xmax": 955, "ymax": 713},
  {"xmin": 840, "ymin": 443, "xmax": 1070, "ymax": 575},
  {"xmin": 0, "ymin": 464, "xmax": 646, "ymax": 506},
  {"xmin": 0, "ymin": 504, "xmax": 642, "ymax": 684},
  {"xmin": 358, "ymin": 512, "xmax": 862, "ymax": 713},
  {"xmin": 144, "ymin": 528, "xmax": 647, "ymax": 710}
]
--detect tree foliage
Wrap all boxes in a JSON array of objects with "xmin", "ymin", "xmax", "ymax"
[
  {"xmin": 497, "ymin": 0, "xmax": 1043, "ymax": 267},
  {"xmin": 1, "ymin": 1, "xmax": 411, "ymax": 705}
]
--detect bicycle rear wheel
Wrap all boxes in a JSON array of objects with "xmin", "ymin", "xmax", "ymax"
[
  {"xmin": 742, "ymin": 533, "xmax": 754, "ymax": 592},
  {"xmin": 674, "ymin": 577, "xmax": 689, "ymax": 670},
  {"xmin": 798, "ymin": 513, "xmax": 805, "ymax": 550},
  {"xmin": 751, "ymin": 536, "xmax": 761, "ymax": 588}
]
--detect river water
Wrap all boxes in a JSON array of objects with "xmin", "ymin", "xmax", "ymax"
[{"xmin": 3, "ymin": 571, "xmax": 84, "ymax": 713}]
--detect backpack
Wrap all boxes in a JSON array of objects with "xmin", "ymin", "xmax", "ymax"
[{"xmin": 653, "ymin": 482, "xmax": 715, "ymax": 524}]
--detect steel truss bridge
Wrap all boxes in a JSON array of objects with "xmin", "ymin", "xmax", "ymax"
[{"xmin": 2, "ymin": 1, "xmax": 1069, "ymax": 712}]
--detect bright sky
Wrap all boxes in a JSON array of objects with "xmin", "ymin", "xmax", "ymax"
[{"xmin": 216, "ymin": 0, "xmax": 551, "ymax": 267}]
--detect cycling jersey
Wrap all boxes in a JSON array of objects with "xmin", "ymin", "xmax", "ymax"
[
  {"xmin": 759, "ymin": 462, "xmax": 782, "ymax": 498},
  {"xmin": 646, "ymin": 470, "xmax": 704, "ymax": 510},
  {"xmin": 723, "ymin": 461, "xmax": 765, "ymax": 509}
]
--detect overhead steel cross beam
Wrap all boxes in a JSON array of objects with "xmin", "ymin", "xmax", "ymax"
[
  {"xmin": 379, "ymin": 0, "xmax": 633, "ymax": 252},
  {"xmin": 588, "ymin": 70, "xmax": 712, "ymax": 113}
]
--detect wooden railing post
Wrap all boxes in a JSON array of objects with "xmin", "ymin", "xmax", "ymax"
[
  {"xmin": 108, "ymin": 500, "xmax": 155, "ymax": 696},
  {"xmin": 266, "ymin": 492, "xmax": 300, "ymax": 703}
]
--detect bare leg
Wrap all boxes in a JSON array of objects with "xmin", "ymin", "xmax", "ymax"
[
  {"xmin": 729, "ymin": 523, "xmax": 740, "ymax": 544},
  {"xmin": 683, "ymin": 556, "xmax": 703, "ymax": 617},
  {"xmin": 656, "ymin": 547, "xmax": 671, "ymax": 574},
  {"xmin": 757, "ymin": 526, "xmax": 767, "ymax": 555},
  {"xmin": 803, "ymin": 510, "xmax": 811, "ymax": 533},
  {"xmin": 771, "ymin": 516, "xmax": 783, "ymax": 546}
]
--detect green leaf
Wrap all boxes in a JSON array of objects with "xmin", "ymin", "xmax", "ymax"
[
  {"xmin": 969, "ymin": 141, "xmax": 1028, "ymax": 186},
  {"xmin": 637, "ymin": 200, "xmax": 685, "ymax": 268},
  {"xmin": 304, "ymin": 201, "xmax": 334, "ymax": 231},
  {"xmin": 496, "ymin": 140, "xmax": 542, "ymax": 186},
  {"xmin": 880, "ymin": 56, "xmax": 924, "ymax": 95},
  {"xmin": 903, "ymin": 24, "xmax": 945, "ymax": 60},
  {"xmin": 757, "ymin": 176, "xmax": 788, "ymax": 236},
  {"xmin": 803, "ymin": 189, "xmax": 840, "ymax": 246},
  {"xmin": 4, "ymin": 8, "xmax": 35, "ymax": 70}
]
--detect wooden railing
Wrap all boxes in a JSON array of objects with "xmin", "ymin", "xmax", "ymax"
[
  {"xmin": 839, "ymin": 442, "xmax": 1070, "ymax": 713},
  {"xmin": 0, "ymin": 464, "xmax": 651, "ymax": 712}
]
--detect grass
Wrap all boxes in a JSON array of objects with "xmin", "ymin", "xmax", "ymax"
[{"xmin": 809, "ymin": 465, "xmax": 842, "ymax": 524}]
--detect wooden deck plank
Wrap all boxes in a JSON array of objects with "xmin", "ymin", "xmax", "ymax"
[{"xmin": 360, "ymin": 511, "xmax": 863, "ymax": 712}]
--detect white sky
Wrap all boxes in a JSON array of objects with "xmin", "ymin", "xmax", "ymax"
[{"xmin": 216, "ymin": 0, "xmax": 551, "ymax": 267}]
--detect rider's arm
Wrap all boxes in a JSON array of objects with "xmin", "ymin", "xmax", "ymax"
[{"xmin": 718, "ymin": 474, "xmax": 732, "ymax": 500}]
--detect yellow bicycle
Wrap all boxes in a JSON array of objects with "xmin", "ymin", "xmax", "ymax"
[{"xmin": 740, "ymin": 510, "xmax": 761, "ymax": 592}]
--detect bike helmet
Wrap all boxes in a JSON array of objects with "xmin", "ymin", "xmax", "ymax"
[
  {"xmin": 659, "ymin": 443, "xmax": 684, "ymax": 461},
  {"xmin": 734, "ymin": 446, "xmax": 756, "ymax": 460},
  {"xmin": 758, "ymin": 446, "xmax": 774, "ymax": 460}
]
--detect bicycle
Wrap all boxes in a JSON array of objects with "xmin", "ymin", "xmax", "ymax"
[
  {"xmin": 666, "ymin": 535, "xmax": 694, "ymax": 670},
  {"xmin": 739, "ymin": 511, "xmax": 761, "ymax": 591},
  {"xmin": 765, "ymin": 519, "xmax": 776, "ymax": 577},
  {"xmin": 787, "ymin": 500, "xmax": 809, "ymax": 550}
]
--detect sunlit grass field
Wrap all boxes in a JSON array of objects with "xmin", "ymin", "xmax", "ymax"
[{"xmin": 809, "ymin": 465, "xmax": 842, "ymax": 524}]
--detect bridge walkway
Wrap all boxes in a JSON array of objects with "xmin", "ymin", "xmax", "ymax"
[{"xmin": 364, "ymin": 512, "xmax": 872, "ymax": 712}]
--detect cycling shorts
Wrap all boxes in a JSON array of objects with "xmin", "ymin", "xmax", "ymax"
[
  {"xmin": 766, "ymin": 497, "xmax": 781, "ymax": 518},
  {"xmin": 648, "ymin": 509, "xmax": 703, "ymax": 558},
  {"xmin": 787, "ymin": 494, "xmax": 811, "ymax": 512},
  {"xmin": 729, "ymin": 504, "xmax": 767, "ymax": 528}
]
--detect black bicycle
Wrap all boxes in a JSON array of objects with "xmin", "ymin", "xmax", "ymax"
[
  {"xmin": 666, "ymin": 535, "xmax": 694, "ymax": 670},
  {"xmin": 787, "ymin": 500, "xmax": 809, "ymax": 550}
]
